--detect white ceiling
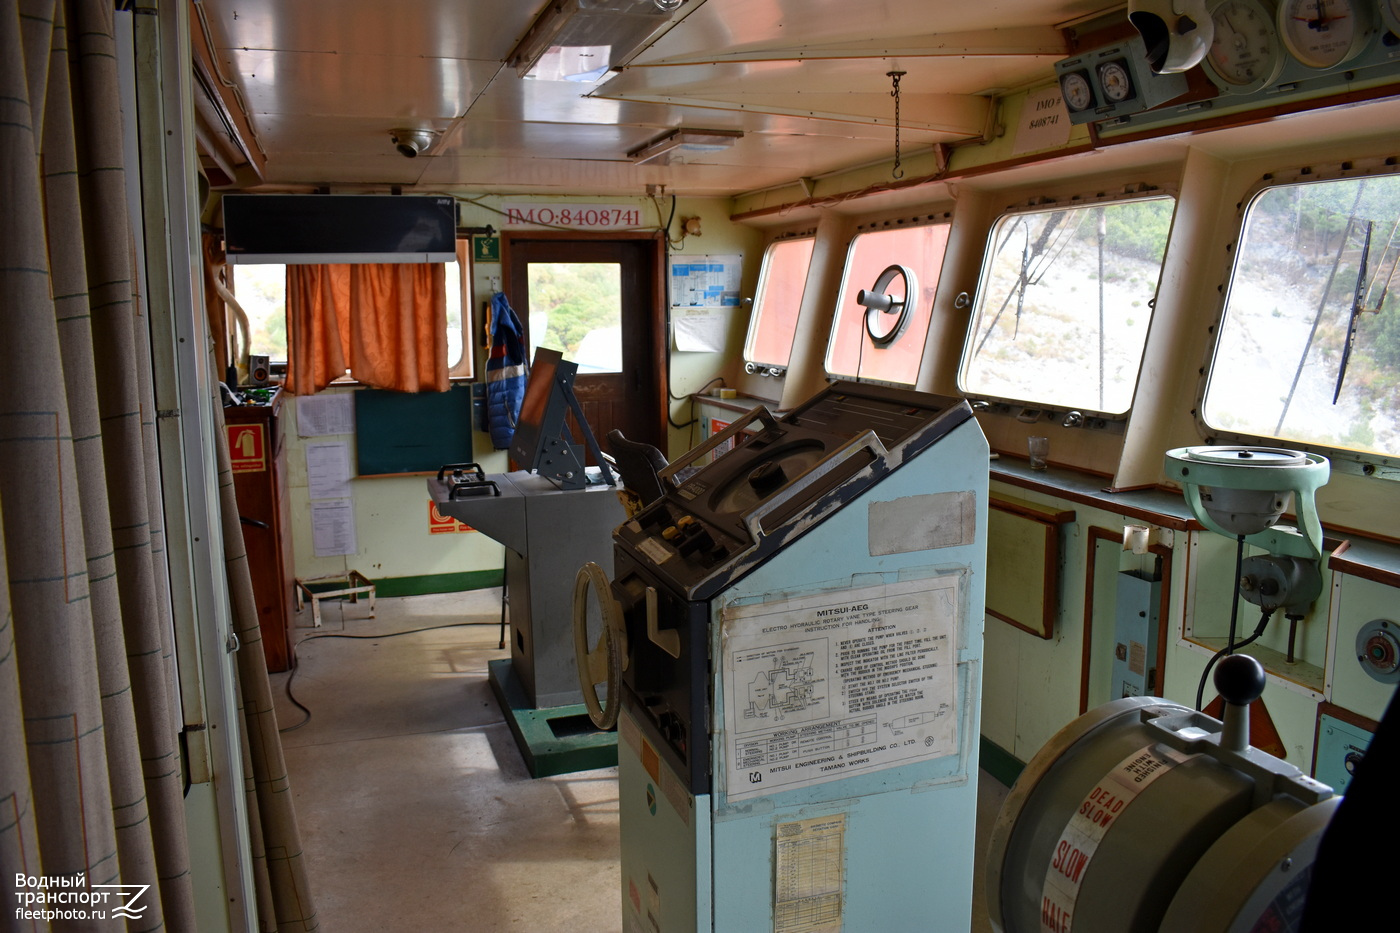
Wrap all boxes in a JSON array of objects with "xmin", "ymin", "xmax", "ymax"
[{"xmin": 193, "ymin": 0, "xmax": 1118, "ymax": 196}]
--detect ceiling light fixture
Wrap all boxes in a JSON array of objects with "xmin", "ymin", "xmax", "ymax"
[
  {"xmin": 627, "ymin": 127, "xmax": 743, "ymax": 164},
  {"xmin": 507, "ymin": 0, "xmax": 688, "ymax": 80}
]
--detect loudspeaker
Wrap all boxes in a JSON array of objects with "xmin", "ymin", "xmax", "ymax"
[{"xmin": 248, "ymin": 354, "xmax": 271, "ymax": 386}]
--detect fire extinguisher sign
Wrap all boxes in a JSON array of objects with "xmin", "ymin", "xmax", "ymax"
[{"xmin": 227, "ymin": 424, "xmax": 267, "ymax": 474}]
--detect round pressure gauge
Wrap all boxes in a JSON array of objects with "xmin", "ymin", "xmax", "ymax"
[
  {"xmin": 1060, "ymin": 71, "xmax": 1094, "ymax": 112},
  {"xmin": 1096, "ymin": 60, "xmax": 1134, "ymax": 103},
  {"xmin": 1276, "ymin": 0, "xmax": 1374, "ymax": 69},
  {"xmin": 1383, "ymin": 0, "xmax": 1400, "ymax": 37},
  {"xmin": 1206, "ymin": 0, "xmax": 1285, "ymax": 93}
]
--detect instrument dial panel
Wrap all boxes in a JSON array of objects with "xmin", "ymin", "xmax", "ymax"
[
  {"xmin": 1276, "ymin": 0, "xmax": 1374, "ymax": 69},
  {"xmin": 1206, "ymin": 0, "xmax": 1286, "ymax": 92}
]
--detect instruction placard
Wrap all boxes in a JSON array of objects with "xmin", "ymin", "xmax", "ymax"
[
  {"xmin": 720, "ymin": 575, "xmax": 962, "ymax": 802},
  {"xmin": 774, "ymin": 813, "xmax": 846, "ymax": 933}
]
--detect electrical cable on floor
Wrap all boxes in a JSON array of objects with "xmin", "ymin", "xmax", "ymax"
[{"xmin": 278, "ymin": 620, "xmax": 491, "ymax": 733}]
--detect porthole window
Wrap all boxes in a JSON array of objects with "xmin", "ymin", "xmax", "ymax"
[
  {"xmin": 958, "ymin": 195, "xmax": 1174, "ymax": 415},
  {"xmin": 1202, "ymin": 171, "xmax": 1400, "ymax": 458}
]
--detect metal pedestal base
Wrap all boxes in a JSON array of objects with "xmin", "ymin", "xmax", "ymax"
[{"xmin": 487, "ymin": 658, "xmax": 617, "ymax": 778}]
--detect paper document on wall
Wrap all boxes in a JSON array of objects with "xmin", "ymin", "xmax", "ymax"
[
  {"xmin": 672, "ymin": 308, "xmax": 727, "ymax": 352},
  {"xmin": 306, "ymin": 441, "xmax": 352, "ymax": 499},
  {"xmin": 670, "ymin": 255, "xmax": 741, "ymax": 308},
  {"xmin": 311, "ymin": 498, "xmax": 357, "ymax": 556},
  {"xmin": 297, "ymin": 393, "xmax": 355, "ymax": 436},
  {"xmin": 719, "ymin": 574, "xmax": 962, "ymax": 802},
  {"xmin": 774, "ymin": 813, "xmax": 846, "ymax": 933}
]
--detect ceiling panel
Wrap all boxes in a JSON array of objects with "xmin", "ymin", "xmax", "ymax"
[
  {"xmin": 200, "ymin": 0, "xmax": 540, "ymax": 61},
  {"xmin": 225, "ymin": 49, "xmax": 500, "ymax": 119},
  {"xmin": 191, "ymin": 0, "xmax": 1115, "ymax": 196},
  {"xmin": 631, "ymin": 0, "xmax": 1093, "ymax": 63}
]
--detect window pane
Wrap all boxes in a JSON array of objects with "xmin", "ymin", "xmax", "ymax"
[
  {"xmin": 231, "ymin": 258, "xmax": 467, "ymax": 378},
  {"xmin": 445, "ymin": 252, "xmax": 464, "ymax": 372},
  {"xmin": 231, "ymin": 263, "xmax": 287, "ymax": 360},
  {"xmin": 745, "ymin": 238, "xmax": 814, "ymax": 368},
  {"xmin": 1203, "ymin": 175, "xmax": 1400, "ymax": 457},
  {"xmin": 826, "ymin": 224, "xmax": 948, "ymax": 385},
  {"xmin": 960, "ymin": 197, "xmax": 1173, "ymax": 414},
  {"xmin": 527, "ymin": 262, "xmax": 622, "ymax": 373}
]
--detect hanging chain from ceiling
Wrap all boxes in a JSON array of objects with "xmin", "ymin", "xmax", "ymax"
[
  {"xmin": 884, "ymin": 70, "xmax": 907, "ymax": 179},
  {"xmin": 888, "ymin": 70, "xmax": 907, "ymax": 180}
]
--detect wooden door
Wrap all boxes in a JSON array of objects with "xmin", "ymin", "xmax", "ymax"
[{"xmin": 503, "ymin": 233, "xmax": 666, "ymax": 456}]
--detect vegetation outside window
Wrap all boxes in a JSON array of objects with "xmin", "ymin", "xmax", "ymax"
[
  {"xmin": 826, "ymin": 223, "xmax": 948, "ymax": 385},
  {"xmin": 744, "ymin": 237, "xmax": 815, "ymax": 369},
  {"xmin": 959, "ymin": 196, "xmax": 1174, "ymax": 415},
  {"xmin": 525, "ymin": 262, "xmax": 622, "ymax": 373},
  {"xmin": 1202, "ymin": 174, "xmax": 1400, "ymax": 458}
]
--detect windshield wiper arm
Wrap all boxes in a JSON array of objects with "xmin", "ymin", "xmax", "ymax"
[{"xmin": 1334, "ymin": 220, "xmax": 1373, "ymax": 404}]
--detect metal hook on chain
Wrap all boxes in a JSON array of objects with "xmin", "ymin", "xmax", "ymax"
[{"xmin": 888, "ymin": 70, "xmax": 906, "ymax": 180}]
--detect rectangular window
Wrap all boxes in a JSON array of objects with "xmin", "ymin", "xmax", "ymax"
[
  {"xmin": 959, "ymin": 196, "xmax": 1173, "ymax": 415},
  {"xmin": 231, "ymin": 262, "xmax": 287, "ymax": 362},
  {"xmin": 228, "ymin": 242, "xmax": 472, "ymax": 380},
  {"xmin": 826, "ymin": 222, "xmax": 949, "ymax": 385},
  {"xmin": 744, "ymin": 236, "xmax": 814, "ymax": 370},
  {"xmin": 1203, "ymin": 172, "xmax": 1400, "ymax": 458},
  {"xmin": 525, "ymin": 262, "xmax": 622, "ymax": 373}
]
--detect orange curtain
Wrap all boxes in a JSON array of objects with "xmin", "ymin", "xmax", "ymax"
[{"xmin": 285, "ymin": 262, "xmax": 449, "ymax": 394}]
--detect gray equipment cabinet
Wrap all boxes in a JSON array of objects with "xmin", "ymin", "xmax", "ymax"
[{"xmin": 429, "ymin": 469, "xmax": 624, "ymax": 709}]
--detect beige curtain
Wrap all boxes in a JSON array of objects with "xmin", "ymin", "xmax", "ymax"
[
  {"xmin": 215, "ymin": 414, "xmax": 318, "ymax": 933},
  {"xmin": 284, "ymin": 263, "xmax": 449, "ymax": 394},
  {"xmin": 0, "ymin": 2, "xmax": 315, "ymax": 930}
]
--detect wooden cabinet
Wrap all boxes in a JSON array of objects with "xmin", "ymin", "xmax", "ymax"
[{"xmin": 225, "ymin": 391, "xmax": 295, "ymax": 671}]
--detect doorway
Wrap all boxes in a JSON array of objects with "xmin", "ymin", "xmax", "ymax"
[{"xmin": 503, "ymin": 233, "xmax": 666, "ymax": 456}]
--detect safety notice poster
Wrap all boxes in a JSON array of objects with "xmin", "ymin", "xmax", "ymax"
[{"xmin": 719, "ymin": 575, "xmax": 961, "ymax": 803}]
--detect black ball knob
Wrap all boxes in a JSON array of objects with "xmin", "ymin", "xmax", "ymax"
[{"xmin": 1215, "ymin": 654, "xmax": 1266, "ymax": 706}]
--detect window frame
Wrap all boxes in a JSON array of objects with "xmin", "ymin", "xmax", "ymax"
[
  {"xmin": 1195, "ymin": 159, "xmax": 1400, "ymax": 481},
  {"xmin": 226, "ymin": 239, "xmax": 476, "ymax": 384},
  {"xmin": 742, "ymin": 232, "xmax": 816, "ymax": 374},
  {"xmin": 447, "ymin": 238, "xmax": 475, "ymax": 380},
  {"xmin": 956, "ymin": 186, "xmax": 1176, "ymax": 424},
  {"xmin": 823, "ymin": 214, "xmax": 952, "ymax": 387}
]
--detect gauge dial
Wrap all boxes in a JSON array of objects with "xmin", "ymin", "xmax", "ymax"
[
  {"xmin": 1206, "ymin": 0, "xmax": 1285, "ymax": 92},
  {"xmin": 1096, "ymin": 60, "xmax": 1134, "ymax": 103},
  {"xmin": 1383, "ymin": 0, "xmax": 1400, "ymax": 37},
  {"xmin": 1059, "ymin": 71, "xmax": 1094, "ymax": 112},
  {"xmin": 1277, "ymin": 0, "xmax": 1374, "ymax": 69}
]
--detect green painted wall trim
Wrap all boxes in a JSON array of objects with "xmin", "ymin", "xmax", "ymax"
[
  {"xmin": 980, "ymin": 736, "xmax": 1025, "ymax": 789},
  {"xmin": 372, "ymin": 569, "xmax": 503, "ymax": 598}
]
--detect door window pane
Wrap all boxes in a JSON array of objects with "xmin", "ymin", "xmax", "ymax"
[
  {"xmin": 826, "ymin": 223, "xmax": 949, "ymax": 385},
  {"xmin": 959, "ymin": 197, "xmax": 1173, "ymax": 414},
  {"xmin": 744, "ymin": 237, "xmax": 814, "ymax": 368},
  {"xmin": 526, "ymin": 262, "xmax": 623, "ymax": 373},
  {"xmin": 1203, "ymin": 175, "xmax": 1400, "ymax": 457}
]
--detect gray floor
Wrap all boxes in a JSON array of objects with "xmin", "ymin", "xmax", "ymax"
[{"xmin": 271, "ymin": 592, "xmax": 1008, "ymax": 932}]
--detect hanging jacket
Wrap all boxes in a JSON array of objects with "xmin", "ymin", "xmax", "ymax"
[{"xmin": 485, "ymin": 291, "xmax": 527, "ymax": 450}]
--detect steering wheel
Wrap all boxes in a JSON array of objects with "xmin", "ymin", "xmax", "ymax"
[
  {"xmin": 857, "ymin": 263, "xmax": 918, "ymax": 348},
  {"xmin": 572, "ymin": 561, "xmax": 627, "ymax": 730}
]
